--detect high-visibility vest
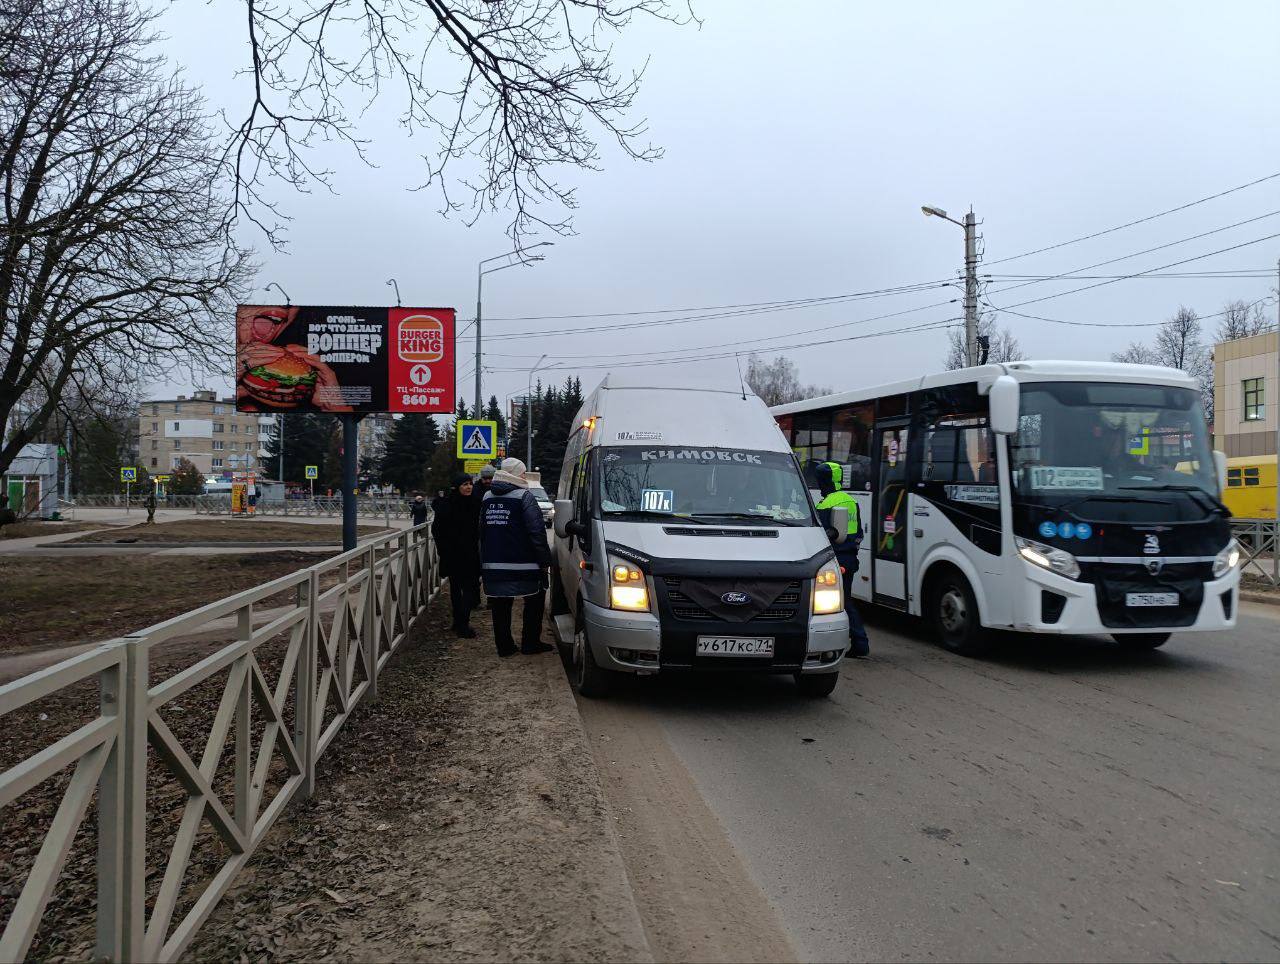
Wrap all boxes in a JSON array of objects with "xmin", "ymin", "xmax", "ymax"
[{"xmin": 816, "ymin": 489, "xmax": 860, "ymax": 537}]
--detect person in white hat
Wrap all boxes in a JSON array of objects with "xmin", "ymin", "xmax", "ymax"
[{"xmin": 478, "ymin": 458, "xmax": 553, "ymax": 656}]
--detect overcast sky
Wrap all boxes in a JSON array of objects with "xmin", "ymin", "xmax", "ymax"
[{"xmin": 158, "ymin": 0, "xmax": 1280, "ymax": 412}]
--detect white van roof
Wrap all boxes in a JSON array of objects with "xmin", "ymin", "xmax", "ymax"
[{"xmin": 576, "ymin": 374, "xmax": 791, "ymax": 453}]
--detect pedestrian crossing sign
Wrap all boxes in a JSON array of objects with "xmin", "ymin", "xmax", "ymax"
[
  {"xmin": 120, "ymin": 466, "xmax": 137, "ymax": 482},
  {"xmin": 456, "ymin": 419, "xmax": 498, "ymax": 459},
  {"xmin": 305, "ymin": 465, "xmax": 319, "ymax": 479}
]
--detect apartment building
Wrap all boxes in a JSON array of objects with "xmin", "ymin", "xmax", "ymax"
[
  {"xmin": 1213, "ymin": 329, "xmax": 1278, "ymax": 458},
  {"xmin": 358, "ymin": 412, "xmax": 394, "ymax": 463},
  {"xmin": 137, "ymin": 390, "xmax": 277, "ymax": 475}
]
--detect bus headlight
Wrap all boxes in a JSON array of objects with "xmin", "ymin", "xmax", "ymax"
[
  {"xmin": 608, "ymin": 555, "xmax": 650, "ymax": 611},
  {"xmin": 1014, "ymin": 536, "xmax": 1080, "ymax": 580},
  {"xmin": 812, "ymin": 560, "xmax": 844, "ymax": 615},
  {"xmin": 1212, "ymin": 539, "xmax": 1241, "ymax": 578}
]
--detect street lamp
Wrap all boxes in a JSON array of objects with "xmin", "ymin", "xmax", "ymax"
[
  {"xmin": 525, "ymin": 354, "xmax": 555, "ymax": 468},
  {"xmin": 474, "ymin": 242, "xmax": 554, "ymax": 414},
  {"xmin": 922, "ymin": 203, "xmax": 979, "ymax": 367}
]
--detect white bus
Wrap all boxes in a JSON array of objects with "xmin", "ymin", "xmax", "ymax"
[{"xmin": 771, "ymin": 361, "xmax": 1241, "ymax": 653}]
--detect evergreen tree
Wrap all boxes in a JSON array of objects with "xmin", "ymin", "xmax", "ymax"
[
  {"xmin": 455, "ymin": 397, "xmax": 471, "ymax": 420},
  {"xmin": 322, "ymin": 421, "xmax": 344, "ymax": 491},
  {"xmin": 379, "ymin": 414, "xmax": 440, "ymax": 493},
  {"xmin": 484, "ymin": 394, "xmax": 507, "ymax": 440},
  {"xmin": 263, "ymin": 413, "xmax": 333, "ymax": 484},
  {"xmin": 73, "ymin": 416, "xmax": 133, "ymax": 494},
  {"xmin": 170, "ymin": 458, "xmax": 204, "ymax": 495},
  {"xmin": 426, "ymin": 422, "xmax": 460, "ymax": 495}
]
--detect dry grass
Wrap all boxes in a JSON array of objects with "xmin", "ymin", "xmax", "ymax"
[
  {"xmin": 0, "ymin": 520, "xmax": 107, "ymax": 540},
  {"xmin": 69, "ymin": 518, "xmax": 389, "ymax": 544}
]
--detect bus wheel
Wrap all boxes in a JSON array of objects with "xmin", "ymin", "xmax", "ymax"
[
  {"xmin": 1112, "ymin": 633, "xmax": 1171, "ymax": 650},
  {"xmin": 794, "ymin": 671, "xmax": 839, "ymax": 698},
  {"xmin": 574, "ymin": 612, "xmax": 613, "ymax": 698},
  {"xmin": 931, "ymin": 572, "xmax": 987, "ymax": 656}
]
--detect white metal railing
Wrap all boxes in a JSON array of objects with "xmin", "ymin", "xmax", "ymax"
[
  {"xmin": 1232, "ymin": 518, "xmax": 1279, "ymax": 587},
  {"xmin": 0, "ymin": 521, "xmax": 442, "ymax": 961}
]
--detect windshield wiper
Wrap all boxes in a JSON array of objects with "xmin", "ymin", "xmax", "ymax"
[
  {"xmin": 1119, "ymin": 483, "xmax": 1227, "ymax": 515},
  {"xmin": 602, "ymin": 509, "xmax": 706, "ymax": 524},
  {"xmin": 690, "ymin": 511, "xmax": 803, "ymax": 527}
]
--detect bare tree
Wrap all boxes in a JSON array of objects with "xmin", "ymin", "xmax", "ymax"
[
  {"xmin": 1216, "ymin": 298, "xmax": 1272, "ymax": 342},
  {"xmin": 944, "ymin": 314, "xmax": 1025, "ymax": 370},
  {"xmin": 1110, "ymin": 306, "xmax": 1213, "ymax": 419},
  {"xmin": 745, "ymin": 354, "xmax": 831, "ymax": 407},
  {"xmin": 0, "ymin": 0, "xmax": 252, "ymax": 479},
  {"xmin": 232, "ymin": 0, "xmax": 694, "ymax": 245}
]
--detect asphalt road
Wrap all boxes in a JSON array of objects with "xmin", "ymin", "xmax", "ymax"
[{"xmin": 578, "ymin": 602, "xmax": 1280, "ymax": 963}]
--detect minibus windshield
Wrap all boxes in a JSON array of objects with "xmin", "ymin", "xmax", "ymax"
[{"xmin": 598, "ymin": 447, "xmax": 815, "ymax": 525}]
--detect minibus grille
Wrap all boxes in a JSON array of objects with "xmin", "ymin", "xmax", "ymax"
[
  {"xmin": 662, "ymin": 527, "xmax": 779, "ymax": 538},
  {"xmin": 662, "ymin": 577, "xmax": 801, "ymax": 622}
]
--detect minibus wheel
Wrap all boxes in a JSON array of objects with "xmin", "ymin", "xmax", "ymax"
[
  {"xmin": 574, "ymin": 611, "xmax": 613, "ymax": 698},
  {"xmin": 794, "ymin": 671, "xmax": 839, "ymax": 698},
  {"xmin": 1112, "ymin": 632, "xmax": 1171, "ymax": 650},
  {"xmin": 930, "ymin": 571, "xmax": 987, "ymax": 656}
]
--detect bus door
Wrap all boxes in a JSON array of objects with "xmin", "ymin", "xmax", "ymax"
[{"xmin": 873, "ymin": 421, "xmax": 911, "ymax": 609}]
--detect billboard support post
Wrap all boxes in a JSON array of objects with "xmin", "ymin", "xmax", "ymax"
[{"xmin": 341, "ymin": 415, "xmax": 360, "ymax": 552}]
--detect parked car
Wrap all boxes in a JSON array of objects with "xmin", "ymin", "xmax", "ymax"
[{"xmin": 528, "ymin": 485, "xmax": 554, "ymax": 527}]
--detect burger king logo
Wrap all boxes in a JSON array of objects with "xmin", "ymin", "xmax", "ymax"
[{"xmin": 397, "ymin": 315, "xmax": 444, "ymax": 363}]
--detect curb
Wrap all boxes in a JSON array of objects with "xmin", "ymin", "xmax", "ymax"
[
  {"xmin": 1240, "ymin": 590, "xmax": 1280, "ymax": 607},
  {"xmin": 39, "ymin": 540, "xmax": 344, "ymax": 549},
  {"xmin": 536, "ymin": 653, "xmax": 655, "ymax": 963}
]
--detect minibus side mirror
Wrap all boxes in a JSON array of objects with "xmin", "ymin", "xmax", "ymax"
[
  {"xmin": 828, "ymin": 505, "xmax": 849, "ymax": 545},
  {"xmin": 553, "ymin": 499, "xmax": 575, "ymax": 538},
  {"xmin": 989, "ymin": 375, "xmax": 1020, "ymax": 435},
  {"xmin": 1213, "ymin": 450, "xmax": 1228, "ymax": 495}
]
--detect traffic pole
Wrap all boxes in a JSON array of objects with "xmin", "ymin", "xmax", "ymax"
[{"xmin": 341, "ymin": 415, "xmax": 360, "ymax": 552}]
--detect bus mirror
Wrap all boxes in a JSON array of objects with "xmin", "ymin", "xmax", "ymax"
[
  {"xmin": 989, "ymin": 375, "xmax": 1020, "ymax": 435},
  {"xmin": 829, "ymin": 505, "xmax": 849, "ymax": 545},
  {"xmin": 1213, "ymin": 450, "xmax": 1227, "ymax": 495},
  {"xmin": 553, "ymin": 499, "xmax": 574, "ymax": 538}
]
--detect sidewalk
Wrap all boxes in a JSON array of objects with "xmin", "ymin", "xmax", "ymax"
[{"xmin": 187, "ymin": 598, "xmax": 651, "ymax": 962}]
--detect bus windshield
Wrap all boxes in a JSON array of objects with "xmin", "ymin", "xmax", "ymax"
[
  {"xmin": 1009, "ymin": 382, "xmax": 1217, "ymax": 505},
  {"xmin": 598, "ymin": 447, "xmax": 815, "ymax": 525}
]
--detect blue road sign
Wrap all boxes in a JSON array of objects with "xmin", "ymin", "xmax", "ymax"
[{"xmin": 456, "ymin": 420, "xmax": 497, "ymax": 459}]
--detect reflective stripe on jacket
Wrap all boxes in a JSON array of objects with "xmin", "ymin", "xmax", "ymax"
[{"xmin": 479, "ymin": 481, "xmax": 552, "ymax": 597}]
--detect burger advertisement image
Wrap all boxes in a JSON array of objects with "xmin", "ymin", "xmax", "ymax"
[{"xmin": 235, "ymin": 305, "xmax": 456, "ymax": 414}]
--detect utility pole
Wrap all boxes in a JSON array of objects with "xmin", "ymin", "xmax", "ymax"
[
  {"xmin": 474, "ymin": 271, "xmax": 483, "ymax": 417},
  {"xmin": 964, "ymin": 210, "xmax": 979, "ymax": 368},
  {"xmin": 922, "ymin": 204, "xmax": 981, "ymax": 367},
  {"xmin": 278, "ymin": 414, "xmax": 285, "ymax": 483},
  {"xmin": 1274, "ymin": 256, "xmax": 1279, "ymax": 522}
]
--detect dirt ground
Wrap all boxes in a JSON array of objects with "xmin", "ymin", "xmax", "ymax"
[
  {"xmin": 0, "ymin": 520, "xmax": 106, "ymax": 540},
  {"xmin": 68, "ymin": 518, "xmax": 387, "ymax": 544},
  {"xmin": 0, "ymin": 552, "xmax": 333, "ymax": 652},
  {"xmin": 185, "ymin": 600, "xmax": 650, "ymax": 963}
]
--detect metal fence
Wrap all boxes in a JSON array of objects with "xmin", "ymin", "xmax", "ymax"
[
  {"xmin": 70, "ymin": 494, "xmax": 415, "ymax": 519},
  {"xmin": 1232, "ymin": 518, "xmax": 1279, "ymax": 587},
  {"xmin": 0, "ymin": 522, "xmax": 441, "ymax": 961}
]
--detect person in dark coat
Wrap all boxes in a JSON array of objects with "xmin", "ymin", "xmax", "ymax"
[
  {"xmin": 479, "ymin": 458, "xmax": 553, "ymax": 656},
  {"xmin": 431, "ymin": 474, "xmax": 482, "ymax": 637},
  {"xmin": 409, "ymin": 494, "xmax": 429, "ymax": 526}
]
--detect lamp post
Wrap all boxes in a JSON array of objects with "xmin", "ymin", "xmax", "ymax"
[
  {"xmin": 474, "ymin": 242, "xmax": 553, "ymax": 415},
  {"xmin": 525, "ymin": 354, "xmax": 554, "ymax": 468},
  {"xmin": 922, "ymin": 205, "xmax": 979, "ymax": 367},
  {"xmin": 263, "ymin": 282, "xmax": 293, "ymax": 480}
]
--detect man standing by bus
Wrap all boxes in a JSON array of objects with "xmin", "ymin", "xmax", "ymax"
[{"xmin": 815, "ymin": 461, "xmax": 870, "ymax": 658}]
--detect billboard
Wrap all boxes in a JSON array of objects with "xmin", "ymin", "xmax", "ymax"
[{"xmin": 235, "ymin": 305, "xmax": 456, "ymax": 414}]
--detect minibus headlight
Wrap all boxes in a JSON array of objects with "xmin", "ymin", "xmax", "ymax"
[
  {"xmin": 1014, "ymin": 536, "xmax": 1080, "ymax": 580},
  {"xmin": 812, "ymin": 560, "xmax": 844, "ymax": 615},
  {"xmin": 608, "ymin": 555, "xmax": 649, "ymax": 611},
  {"xmin": 1212, "ymin": 539, "xmax": 1241, "ymax": 578}
]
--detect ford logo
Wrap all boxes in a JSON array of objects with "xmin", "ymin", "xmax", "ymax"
[{"xmin": 721, "ymin": 591, "xmax": 751, "ymax": 606}]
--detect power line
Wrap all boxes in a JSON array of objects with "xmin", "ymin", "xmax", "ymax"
[
  {"xmin": 985, "ymin": 293, "xmax": 1275, "ymax": 331},
  {"xmin": 983, "ymin": 210, "xmax": 1280, "ymax": 301},
  {"xmin": 990, "ymin": 231, "xmax": 1280, "ymax": 312},
  {"xmin": 984, "ymin": 170, "xmax": 1280, "ymax": 267}
]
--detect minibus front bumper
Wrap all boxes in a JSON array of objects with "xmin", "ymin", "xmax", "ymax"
[{"xmin": 581, "ymin": 598, "xmax": 848, "ymax": 674}]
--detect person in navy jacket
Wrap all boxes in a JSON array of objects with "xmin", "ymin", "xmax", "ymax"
[{"xmin": 480, "ymin": 458, "xmax": 554, "ymax": 656}]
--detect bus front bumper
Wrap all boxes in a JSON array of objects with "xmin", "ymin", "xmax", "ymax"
[{"xmin": 1011, "ymin": 563, "xmax": 1240, "ymax": 635}]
